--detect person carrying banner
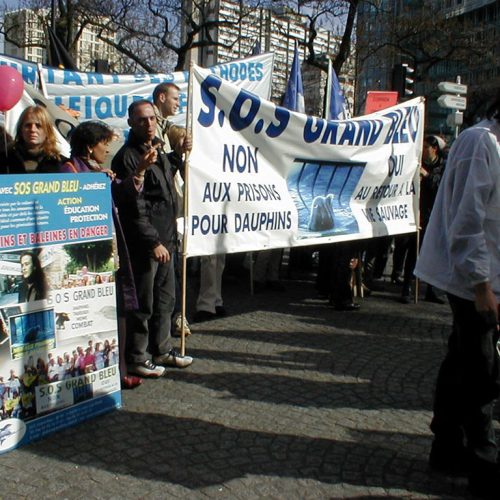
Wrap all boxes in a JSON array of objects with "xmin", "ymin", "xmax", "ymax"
[
  {"xmin": 415, "ymin": 91, "xmax": 500, "ymax": 500},
  {"xmin": 153, "ymin": 85, "xmax": 227, "ymax": 324},
  {"xmin": 153, "ymin": 83, "xmax": 193, "ymax": 338},
  {"xmin": 153, "ymin": 83, "xmax": 181, "ymax": 153},
  {"xmin": 0, "ymin": 105, "xmax": 63, "ymax": 174},
  {"xmin": 112, "ymin": 100, "xmax": 193, "ymax": 378}
]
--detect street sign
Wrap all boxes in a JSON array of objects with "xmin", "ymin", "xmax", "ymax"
[
  {"xmin": 447, "ymin": 111, "xmax": 463, "ymax": 128},
  {"xmin": 437, "ymin": 94, "xmax": 467, "ymax": 110},
  {"xmin": 437, "ymin": 81, "xmax": 468, "ymax": 94}
]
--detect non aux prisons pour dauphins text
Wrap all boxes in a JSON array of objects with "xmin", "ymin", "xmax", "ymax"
[{"xmin": 191, "ymin": 143, "xmax": 292, "ymax": 235}]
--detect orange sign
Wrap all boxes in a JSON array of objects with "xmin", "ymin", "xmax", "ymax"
[{"xmin": 365, "ymin": 91, "xmax": 399, "ymax": 114}]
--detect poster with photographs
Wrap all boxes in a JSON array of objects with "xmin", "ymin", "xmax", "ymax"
[{"xmin": 0, "ymin": 173, "xmax": 121, "ymax": 454}]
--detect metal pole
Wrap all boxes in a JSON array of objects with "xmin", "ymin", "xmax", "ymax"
[
  {"xmin": 51, "ymin": 0, "xmax": 56, "ymax": 30},
  {"xmin": 180, "ymin": 61, "xmax": 194, "ymax": 357},
  {"xmin": 455, "ymin": 75, "xmax": 461, "ymax": 139}
]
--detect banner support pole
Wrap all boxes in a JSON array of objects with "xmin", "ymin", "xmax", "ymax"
[
  {"xmin": 414, "ymin": 228, "xmax": 420, "ymax": 304},
  {"xmin": 180, "ymin": 61, "xmax": 194, "ymax": 357},
  {"xmin": 414, "ymin": 150, "xmax": 422, "ymax": 305}
]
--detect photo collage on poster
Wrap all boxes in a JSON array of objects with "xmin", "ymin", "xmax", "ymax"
[{"xmin": 0, "ymin": 173, "xmax": 121, "ymax": 453}]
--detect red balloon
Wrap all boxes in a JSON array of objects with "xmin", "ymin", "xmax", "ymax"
[{"xmin": 0, "ymin": 66, "xmax": 24, "ymax": 112}]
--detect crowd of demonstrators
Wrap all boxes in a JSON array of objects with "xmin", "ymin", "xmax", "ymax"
[
  {"xmin": 2, "ymin": 93, "xmax": 499, "ymax": 492},
  {"xmin": 415, "ymin": 90, "xmax": 500, "ymax": 500},
  {"xmin": 0, "ymin": 337, "xmax": 118, "ymax": 421},
  {"xmin": 0, "ymin": 101, "xmax": 194, "ymax": 391}
]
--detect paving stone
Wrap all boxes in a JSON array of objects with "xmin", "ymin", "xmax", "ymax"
[{"xmin": 0, "ymin": 276, "xmax": 493, "ymax": 499}]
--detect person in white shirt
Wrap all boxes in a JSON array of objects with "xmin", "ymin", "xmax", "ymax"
[{"xmin": 415, "ymin": 90, "xmax": 500, "ymax": 499}]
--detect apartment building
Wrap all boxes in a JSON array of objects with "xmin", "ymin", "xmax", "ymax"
[
  {"xmin": 4, "ymin": 9, "xmax": 46, "ymax": 64},
  {"xmin": 4, "ymin": 8, "xmax": 123, "ymax": 72},
  {"xmin": 184, "ymin": 0, "xmax": 355, "ymax": 115},
  {"xmin": 356, "ymin": 0, "xmax": 499, "ymax": 132}
]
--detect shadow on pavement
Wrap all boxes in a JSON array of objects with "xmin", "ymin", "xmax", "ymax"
[{"xmin": 23, "ymin": 409, "xmax": 468, "ymax": 498}]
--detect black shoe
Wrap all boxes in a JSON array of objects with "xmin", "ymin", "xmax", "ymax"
[
  {"xmin": 428, "ymin": 440, "xmax": 469, "ymax": 477},
  {"xmin": 193, "ymin": 310, "xmax": 217, "ymax": 323},
  {"xmin": 391, "ymin": 276, "xmax": 404, "ymax": 285},
  {"xmin": 332, "ymin": 302, "xmax": 361, "ymax": 311},
  {"xmin": 215, "ymin": 306, "xmax": 226, "ymax": 317}
]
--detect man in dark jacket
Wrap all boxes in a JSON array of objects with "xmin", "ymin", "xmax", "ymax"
[{"xmin": 112, "ymin": 100, "xmax": 192, "ymax": 378}]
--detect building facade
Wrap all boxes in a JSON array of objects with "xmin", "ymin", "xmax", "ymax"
[
  {"xmin": 356, "ymin": 0, "xmax": 500, "ymax": 134},
  {"xmin": 4, "ymin": 8, "xmax": 124, "ymax": 72},
  {"xmin": 184, "ymin": 0, "xmax": 355, "ymax": 115},
  {"xmin": 4, "ymin": 9, "xmax": 46, "ymax": 64}
]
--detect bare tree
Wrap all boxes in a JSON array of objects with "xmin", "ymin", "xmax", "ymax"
[
  {"xmin": 266, "ymin": 0, "xmax": 359, "ymax": 76},
  {"xmin": 74, "ymin": 0, "xmax": 272, "ymax": 72},
  {"xmin": 1, "ymin": 1, "xmax": 362, "ymax": 74}
]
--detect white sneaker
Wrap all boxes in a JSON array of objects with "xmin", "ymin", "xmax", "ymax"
[
  {"xmin": 128, "ymin": 360, "xmax": 166, "ymax": 378},
  {"xmin": 154, "ymin": 349, "xmax": 193, "ymax": 368}
]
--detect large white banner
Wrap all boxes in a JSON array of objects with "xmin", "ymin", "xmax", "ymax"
[
  {"xmin": 187, "ymin": 65, "xmax": 424, "ymax": 257},
  {"xmin": 0, "ymin": 53, "xmax": 274, "ymax": 137}
]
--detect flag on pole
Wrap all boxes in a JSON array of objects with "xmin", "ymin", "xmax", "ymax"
[
  {"xmin": 282, "ymin": 44, "xmax": 305, "ymax": 113},
  {"xmin": 47, "ymin": 26, "xmax": 79, "ymax": 71},
  {"xmin": 325, "ymin": 59, "xmax": 350, "ymax": 120}
]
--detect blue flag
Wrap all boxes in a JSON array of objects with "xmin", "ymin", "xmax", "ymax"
[
  {"xmin": 283, "ymin": 45, "xmax": 305, "ymax": 113},
  {"xmin": 326, "ymin": 59, "xmax": 349, "ymax": 120}
]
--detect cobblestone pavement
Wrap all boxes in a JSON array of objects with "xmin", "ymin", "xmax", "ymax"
[{"xmin": 1, "ymin": 272, "xmax": 498, "ymax": 499}]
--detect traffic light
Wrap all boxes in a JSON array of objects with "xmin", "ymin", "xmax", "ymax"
[{"xmin": 392, "ymin": 63, "xmax": 415, "ymax": 100}]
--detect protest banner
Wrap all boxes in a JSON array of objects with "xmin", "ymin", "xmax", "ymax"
[
  {"xmin": 0, "ymin": 173, "xmax": 119, "ymax": 454},
  {"xmin": 0, "ymin": 52, "xmax": 274, "ymax": 138},
  {"xmin": 186, "ymin": 65, "xmax": 424, "ymax": 257}
]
